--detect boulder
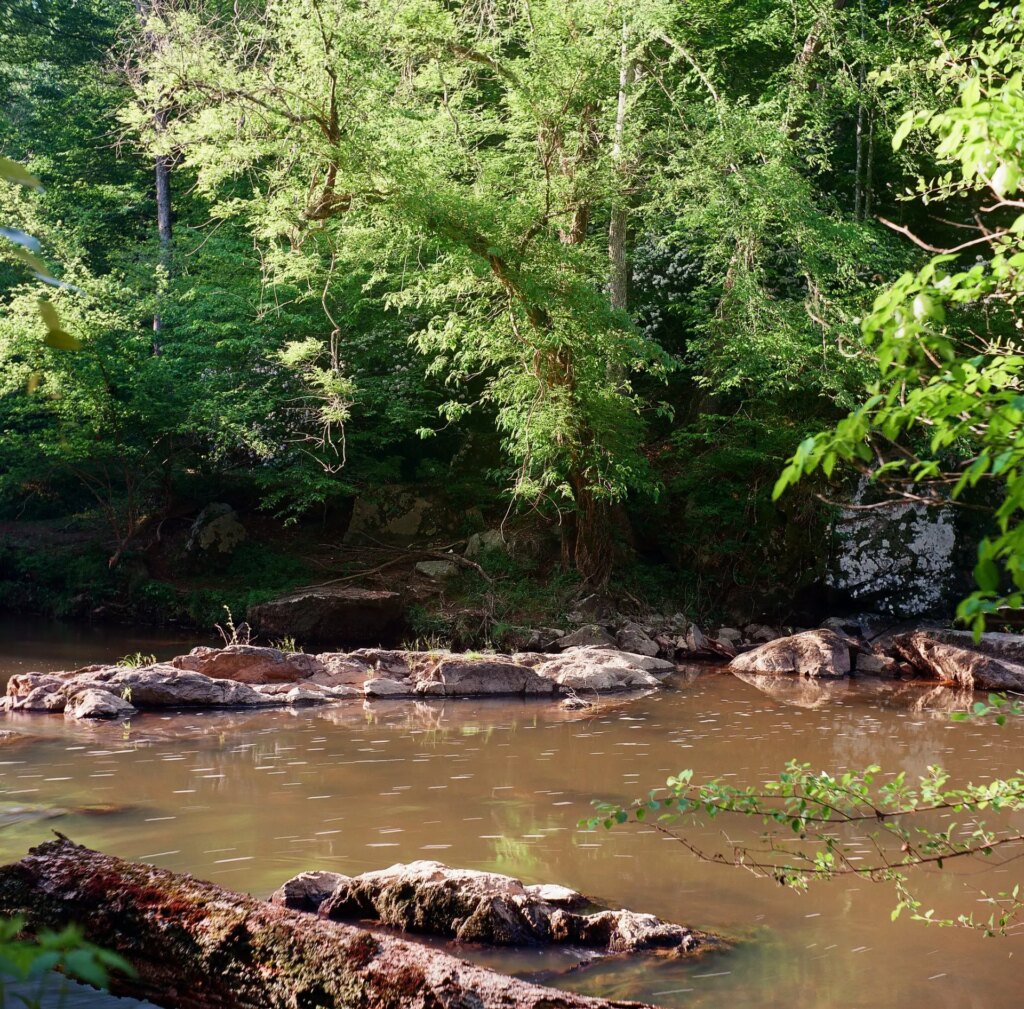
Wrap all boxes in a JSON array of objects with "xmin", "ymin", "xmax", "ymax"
[
  {"xmin": 311, "ymin": 653, "xmax": 375, "ymax": 687},
  {"xmin": 416, "ymin": 657, "xmax": 555, "ymax": 697},
  {"xmin": 535, "ymin": 648, "xmax": 667, "ymax": 691},
  {"xmin": 729, "ymin": 629, "xmax": 854, "ymax": 678},
  {"xmin": 248, "ymin": 586, "xmax": 405, "ymax": 645},
  {"xmin": 363, "ymin": 677, "xmax": 414, "ymax": 698},
  {"xmin": 715, "ymin": 627, "xmax": 743, "ymax": 645},
  {"xmin": 854, "ymin": 652, "xmax": 900, "ymax": 676},
  {"xmin": 346, "ymin": 485, "xmax": 453, "ymax": 541},
  {"xmin": 414, "ymin": 559, "xmax": 459, "ymax": 580},
  {"xmin": 615, "ymin": 623, "xmax": 659, "ymax": 657},
  {"xmin": 465, "ymin": 529, "xmax": 506, "ymax": 559},
  {"xmin": 890, "ymin": 632, "xmax": 1024, "ymax": 691},
  {"xmin": 918, "ymin": 629, "xmax": 1024, "ymax": 666},
  {"xmin": 684, "ymin": 625, "xmax": 707, "ymax": 653},
  {"xmin": 744, "ymin": 623, "xmax": 782, "ymax": 643},
  {"xmin": 172, "ymin": 645, "xmax": 325, "ymax": 684},
  {"xmin": 553, "ymin": 624, "xmax": 617, "ymax": 651},
  {"xmin": 274, "ymin": 860, "xmax": 704, "ymax": 954},
  {"xmin": 186, "ymin": 503, "xmax": 246, "ymax": 555},
  {"xmin": 64, "ymin": 689, "xmax": 136, "ymax": 721},
  {"xmin": 271, "ymin": 870, "xmax": 348, "ymax": 913}
]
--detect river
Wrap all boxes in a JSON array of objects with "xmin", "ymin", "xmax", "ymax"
[{"xmin": 0, "ymin": 618, "xmax": 1020, "ymax": 1008}]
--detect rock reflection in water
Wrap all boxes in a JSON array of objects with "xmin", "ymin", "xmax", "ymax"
[{"xmin": 731, "ymin": 670, "xmax": 974, "ymax": 717}]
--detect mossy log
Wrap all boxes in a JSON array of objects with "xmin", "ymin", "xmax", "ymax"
[{"xmin": 0, "ymin": 839, "xmax": 654, "ymax": 1009}]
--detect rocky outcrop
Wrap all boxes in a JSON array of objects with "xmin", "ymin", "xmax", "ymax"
[
  {"xmin": 890, "ymin": 632, "xmax": 1024, "ymax": 691},
  {"xmin": 4, "ymin": 663, "xmax": 301, "ymax": 715},
  {"xmin": 4, "ymin": 636, "xmax": 682, "ymax": 721},
  {"xmin": 273, "ymin": 860, "xmax": 706, "ymax": 955},
  {"xmin": 172, "ymin": 644, "xmax": 325, "ymax": 684},
  {"xmin": 247, "ymin": 586, "xmax": 405, "ymax": 645},
  {"xmin": 729, "ymin": 629, "xmax": 855, "ymax": 678}
]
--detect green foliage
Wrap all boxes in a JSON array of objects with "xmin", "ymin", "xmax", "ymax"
[
  {"xmin": 590, "ymin": 754, "xmax": 1024, "ymax": 935},
  {"xmin": 774, "ymin": 2, "xmax": 1024, "ymax": 630},
  {"xmin": 0, "ymin": 914, "xmax": 134, "ymax": 1008}
]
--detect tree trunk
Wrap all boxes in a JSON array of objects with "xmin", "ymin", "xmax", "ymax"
[
  {"xmin": 571, "ymin": 481, "xmax": 614, "ymax": 588},
  {"xmin": 608, "ymin": 20, "xmax": 634, "ymax": 317},
  {"xmin": 0, "ymin": 839, "xmax": 652, "ymax": 1009},
  {"xmin": 134, "ymin": 1, "xmax": 172, "ymax": 341}
]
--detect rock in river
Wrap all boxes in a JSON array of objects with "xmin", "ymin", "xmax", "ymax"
[
  {"xmin": 729, "ymin": 629, "xmax": 855, "ymax": 678},
  {"xmin": 272, "ymin": 860, "xmax": 706, "ymax": 955},
  {"xmin": 890, "ymin": 631, "xmax": 1024, "ymax": 691}
]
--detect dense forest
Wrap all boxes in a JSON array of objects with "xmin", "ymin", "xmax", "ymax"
[{"xmin": 2, "ymin": 0, "xmax": 1023, "ymax": 640}]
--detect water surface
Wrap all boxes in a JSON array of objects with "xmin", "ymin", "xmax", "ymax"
[{"xmin": 0, "ymin": 622, "xmax": 1020, "ymax": 1008}]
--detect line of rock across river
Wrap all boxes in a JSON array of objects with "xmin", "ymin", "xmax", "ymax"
[{"xmin": 4, "ymin": 618, "xmax": 1022, "ymax": 719}]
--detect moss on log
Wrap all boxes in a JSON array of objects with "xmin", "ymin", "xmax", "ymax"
[{"xmin": 0, "ymin": 839, "xmax": 655, "ymax": 1009}]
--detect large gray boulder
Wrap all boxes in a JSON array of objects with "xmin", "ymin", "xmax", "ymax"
[
  {"xmin": 272, "ymin": 860, "xmax": 705, "ymax": 954},
  {"xmin": 416, "ymin": 657, "xmax": 555, "ymax": 697},
  {"xmin": 172, "ymin": 645, "xmax": 325, "ymax": 684},
  {"xmin": 729, "ymin": 629, "xmax": 855, "ymax": 678},
  {"xmin": 248, "ymin": 586, "xmax": 405, "ymax": 645}
]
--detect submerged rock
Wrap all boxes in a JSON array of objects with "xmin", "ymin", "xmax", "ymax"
[
  {"xmin": 729, "ymin": 629, "xmax": 855, "ymax": 678},
  {"xmin": 272, "ymin": 860, "xmax": 705, "ymax": 955}
]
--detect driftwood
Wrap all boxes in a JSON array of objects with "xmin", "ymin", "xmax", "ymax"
[{"xmin": 0, "ymin": 839, "xmax": 653, "ymax": 1009}]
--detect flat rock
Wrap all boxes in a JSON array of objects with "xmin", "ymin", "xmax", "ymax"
[
  {"xmin": 274, "ymin": 860, "xmax": 704, "ymax": 954},
  {"xmin": 64, "ymin": 689, "xmax": 137, "ymax": 720},
  {"xmin": 729, "ymin": 629, "xmax": 854, "ymax": 678},
  {"xmin": 172, "ymin": 645, "xmax": 325, "ymax": 684},
  {"xmin": 313, "ymin": 653, "xmax": 375, "ymax": 686},
  {"xmin": 890, "ymin": 632, "xmax": 1024, "ymax": 691},
  {"xmin": 415, "ymin": 559, "xmax": 459, "ymax": 580},
  {"xmin": 363, "ymin": 677, "xmax": 414, "ymax": 698},
  {"xmin": 248, "ymin": 586, "xmax": 405, "ymax": 645},
  {"xmin": 416, "ymin": 657, "xmax": 555, "ymax": 697}
]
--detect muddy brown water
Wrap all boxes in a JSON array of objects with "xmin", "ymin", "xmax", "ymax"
[{"xmin": 0, "ymin": 619, "xmax": 1021, "ymax": 1008}]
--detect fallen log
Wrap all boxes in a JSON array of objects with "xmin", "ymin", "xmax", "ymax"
[{"xmin": 0, "ymin": 838, "xmax": 654, "ymax": 1009}]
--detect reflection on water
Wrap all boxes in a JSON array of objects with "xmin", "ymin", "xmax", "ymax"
[{"xmin": 0, "ymin": 625, "xmax": 1021, "ymax": 1008}]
